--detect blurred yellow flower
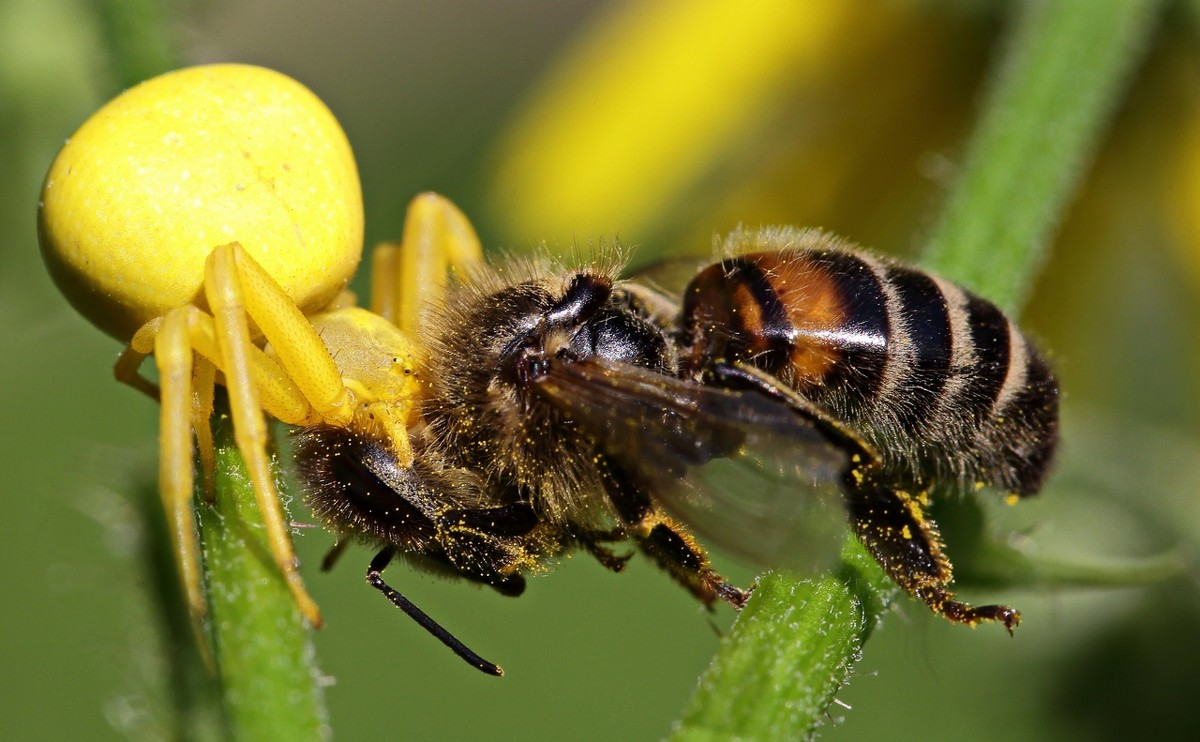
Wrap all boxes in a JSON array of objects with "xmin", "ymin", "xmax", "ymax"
[
  {"xmin": 1168, "ymin": 64, "xmax": 1200, "ymax": 293},
  {"xmin": 486, "ymin": 0, "xmax": 993, "ymax": 258},
  {"xmin": 486, "ymin": 0, "xmax": 1200, "ymax": 422}
]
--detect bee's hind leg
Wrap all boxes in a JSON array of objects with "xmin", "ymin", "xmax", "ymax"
[
  {"xmin": 846, "ymin": 468, "xmax": 1020, "ymax": 633},
  {"xmin": 595, "ymin": 454, "xmax": 748, "ymax": 609}
]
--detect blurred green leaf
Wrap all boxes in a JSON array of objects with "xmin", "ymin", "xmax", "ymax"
[{"xmin": 94, "ymin": 0, "xmax": 182, "ymax": 90}]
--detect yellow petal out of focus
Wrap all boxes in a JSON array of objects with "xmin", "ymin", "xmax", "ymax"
[
  {"xmin": 488, "ymin": 0, "xmax": 916, "ymax": 246},
  {"xmin": 38, "ymin": 64, "xmax": 364, "ymax": 341},
  {"xmin": 1170, "ymin": 99, "xmax": 1200, "ymax": 292}
]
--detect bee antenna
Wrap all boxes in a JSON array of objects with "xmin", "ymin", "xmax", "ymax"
[{"xmin": 366, "ymin": 548, "xmax": 504, "ymax": 676}]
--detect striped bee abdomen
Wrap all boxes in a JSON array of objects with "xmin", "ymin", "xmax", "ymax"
[{"xmin": 680, "ymin": 227, "xmax": 1059, "ymax": 497}]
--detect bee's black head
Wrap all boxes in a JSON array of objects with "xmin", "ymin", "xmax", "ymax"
[
  {"xmin": 497, "ymin": 272, "xmax": 673, "ymax": 388},
  {"xmin": 421, "ymin": 261, "xmax": 680, "ymax": 504}
]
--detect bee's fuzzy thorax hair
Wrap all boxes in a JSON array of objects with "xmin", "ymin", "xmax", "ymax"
[{"xmin": 414, "ymin": 247, "xmax": 633, "ymax": 525}]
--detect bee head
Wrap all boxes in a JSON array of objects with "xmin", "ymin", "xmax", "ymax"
[
  {"xmin": 421, "ymin": 263, "xmax": 677, "ymax": 490},
  {"xmin": 496, "ymin": 272, "xmax": 675, "ymax": 390}
]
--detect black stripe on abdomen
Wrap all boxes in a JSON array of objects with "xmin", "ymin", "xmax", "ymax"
[
  {"xmin": 720, "ymin": 256, "xmax": 793, "ymax": 373},
  {"xmin": 961, "ymin": 294, "xmax": 1011, "ymax": 423},
  {"xmin": 885, "ymin": 264, "xmax": 953, "ymax": 435},
  {"xmin": 808, "ymin": 250, "xmax": 890, "ymax": 416}
]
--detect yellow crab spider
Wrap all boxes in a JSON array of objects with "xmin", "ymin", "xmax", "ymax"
[{"xmin": 38, "ymin": 64, "xmax": 482, "ymax": 637}]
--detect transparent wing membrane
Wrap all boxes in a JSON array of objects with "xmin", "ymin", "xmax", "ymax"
[{"xmin": 535, "ymin": 358, "xmax": 850, "ymax": 570}]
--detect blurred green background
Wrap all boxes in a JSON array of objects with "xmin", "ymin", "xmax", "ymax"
[{"xmin": 3, "ymin": 1, "xmax": 1199, "ymax": 739}]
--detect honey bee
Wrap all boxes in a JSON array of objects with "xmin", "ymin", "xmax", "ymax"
[{"xmin": 295, "ymin": 227, "xmax": 1058, "ymax": 675}]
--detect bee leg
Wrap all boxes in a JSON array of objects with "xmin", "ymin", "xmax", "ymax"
[
  {"xmin": 320, "ymin": 539, "xmax": 351, "ymax": 572},
  {"xmin": 565, "ymin": 526, "xmax": 633, "ymax": 572},
  {"xmin": 846, "ymin": 469, "xmax": 1020, "ymax": 634},
  {"xmin": 582, "ymin": 539, "xmax": 634, "ymax": 573},
  {"xmin": 713, "ymin": 362, "xmax": 1019, "ymax": 630},
  {"xmin": 366, "ymin": 547, "xmax": 504, "ymax": 676},
  {"xmin": 641, "ymin": 518, "xmax": 750, "ymax": 608},
  {"xmin": 596, "ymin": 456, "xmax": 748, "ymax": 608},
  {"xmin": 711, "ymin": 362, "xmax": 880, "ymax": 464},
  {"xmin": 442, "ymin": 500, "xmax": 540, "ymax": 537},
  {"xmin": 435, "ymin": 502, "xmax": 545, "ymax": 596}
]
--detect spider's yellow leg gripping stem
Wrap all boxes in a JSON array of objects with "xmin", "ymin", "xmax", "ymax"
[{"xmin": 205, "ymin": 244, "xmax": 324, "ymax": 628}]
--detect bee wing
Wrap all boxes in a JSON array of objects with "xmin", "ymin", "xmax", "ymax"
[
  {"xmin": 535, "ymin": 358, "xmax": 851, "ymax": 570},
  {"xmin": 627, "ymin": 254, "xmax": 712, "ymax": 295}
]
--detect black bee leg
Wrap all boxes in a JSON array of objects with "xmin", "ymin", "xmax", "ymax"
[
  {"xmin": 596, "ymin": 455, "xmax": 748, "ymax": 608},
  {"xmin": 569, "ymin": 526, "xmax": 633, "ymax": 573},
  {"xmin": 846, "ymin": 468, "xmax": 1020, "ymax": 634},
  {"xmin": 320, "ymin": 538, "xmax": 350, "ymax": 572},
  {"xmin": 442, "ymin": 500, "xmax": 541, "ymax": 538},
  {"xmin": 582, "ymin": 540, "xmax": 634, "ymax": 573},
  {"xmin": 434, "ymin": 501, "xmax": 550, "ymax": 597},
  {"xmin": 366, "ymin": 547, "xmax": 504, "ymax": 676},
  {"xmin": 915, "ymin": 586, "xmax": 1021, "ymax": 633},
  {"xmin": 711, "ymin": 362, "xmax": 880, "ymax": 464},
  {"xmin": 640, "ymin": 518, "xmax": 750, "ymax": 608}
]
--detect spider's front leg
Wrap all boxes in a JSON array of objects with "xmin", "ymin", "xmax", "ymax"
[
  {"xmin": 116, "ymin": 241, "xmax": 374, "ymax": 632},
  {"xmin": 369, "ymin": 192, "xmax": 484, "ymax": 335}
]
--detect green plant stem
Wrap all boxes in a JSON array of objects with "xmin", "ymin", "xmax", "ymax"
[
  {"xmin": 673, "ymin": 1, "xmax": 1163, "ymax": 738},
  {"xmin": 201, "ymin": 411, "xmax": 329, "ymax": 741},
  {"xmin": 674, "ymin": 544, "xmax": 893, "ymax": 740},
  {"xmin": 923, "ymin": 0, "xmax": 1162, "ymax": 311}
]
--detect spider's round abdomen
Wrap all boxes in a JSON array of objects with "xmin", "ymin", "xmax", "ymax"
[{"xmin": 38, "ymin": 64, "xmax": 363, "ymax": 341}]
